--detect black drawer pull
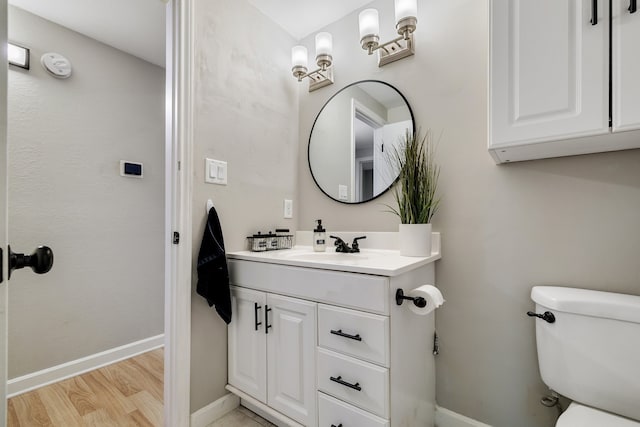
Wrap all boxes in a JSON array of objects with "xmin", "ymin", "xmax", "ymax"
[
  {"xmin": 254, "ymin": 303, "xmax": 262, "ymax": 331},
  {"xmin": 330, "ymin": 375, "xmax": 361, "ymax": 391},
  {"xmin": 331, "ymin": 424, "xmax": 343, "ymax": 427},
  {"xmin": 330, "ymin": 329, "xmax": 362, "ymax": 341}
]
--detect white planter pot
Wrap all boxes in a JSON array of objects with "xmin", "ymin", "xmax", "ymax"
[{"xmin": 399, "ymin": 223, "xmax": 432, "ymax": 257}]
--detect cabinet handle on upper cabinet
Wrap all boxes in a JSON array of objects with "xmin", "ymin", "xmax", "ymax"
[
  {"xmin": 265, "ymin": 305, "xmax": 272, "ymax": 334},
  {"xmin": 630, "ymin": 0, "xmax": 637, "ymax": 13},
  {"xmin": 254, "ymin": 303, "xmax": 262, "ymax": 331},
  {"xmin": 330, "ymin": 375, "xmax": 362, "ymax": 391},
  {"xmin": 590, "ymin": 0, "xmax": 598, "ymax": 25},
  {"xmin": 330, "ymin": 329, "xmax": 362, "ymax": 341}
]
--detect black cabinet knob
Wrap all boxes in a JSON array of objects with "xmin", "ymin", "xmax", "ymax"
[{"xmin": 9, "ymin": 245, "xmax": 54, "ymax": 278}]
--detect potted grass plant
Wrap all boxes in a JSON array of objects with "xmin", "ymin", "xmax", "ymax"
[{"xmin": 388, "ymin": 129, "xmax": 440, "ymax": 256}]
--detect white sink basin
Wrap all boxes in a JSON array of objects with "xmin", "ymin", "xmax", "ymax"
[{"xmin": 282, "ymin": 251, "xmax": 369, "ymax": 262}]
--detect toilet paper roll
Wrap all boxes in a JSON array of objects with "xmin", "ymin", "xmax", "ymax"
[{"xmin": 407, "ymin": 285, "xmax": 445, "ymax": 316}]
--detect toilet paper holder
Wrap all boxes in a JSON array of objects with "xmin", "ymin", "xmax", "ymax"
[{"xmin": 395, "ymin": 288, "xmax": 427, "ymax": 308}]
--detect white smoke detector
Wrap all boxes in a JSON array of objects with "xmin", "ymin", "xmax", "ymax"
[{"xmin": 40, "ymin": 53, "xmax": 72, "ymax": 79}]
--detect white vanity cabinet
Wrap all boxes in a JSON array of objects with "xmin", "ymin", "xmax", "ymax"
[
  {"xmin": 226, "ymin": 247, "xmax": 440, "ymax": 427},
  {"xmin": 489, "ymin": 0, "xmax": 640, "ymax": 163},
  {"xmin": 228, "ymin": 286, "xmax": 317, "ymax": 427}
]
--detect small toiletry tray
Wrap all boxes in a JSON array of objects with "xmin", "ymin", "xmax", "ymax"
[{"xmin": 247, "ymin": 229, "xmax": 293, "ymax": 252}]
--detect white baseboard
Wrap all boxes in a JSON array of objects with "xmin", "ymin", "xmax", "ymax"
[
  {"xmin": 7, "ymin": 334, "xmax": 164, "ymax": 398},
  {"xmin": 190, "ymin": 393, "xmax": 240, "ymax": 427},
  {"xmin": 435, "ymin": 405, "xmax": 493, "ymax": 427}
]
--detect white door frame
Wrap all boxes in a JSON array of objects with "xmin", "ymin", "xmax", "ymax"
[
  {"xmin": 165, "ymin": 0, "xmax": 193, "ymax": 426},
  {"xmin": 1, "ymin": 0, "xmax": 9, "ymax": 423}
]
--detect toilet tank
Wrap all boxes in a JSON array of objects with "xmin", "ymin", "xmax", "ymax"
[{"xmin": 531, "ymin": 286, "xmax": 640, "ymax": 422}]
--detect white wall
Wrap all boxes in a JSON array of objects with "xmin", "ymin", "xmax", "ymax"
[
  {"xmin": 191, "ymin": 0, "xmax": 298, "ymax": 412},
  {"xmin": 297, "ymin": 1, "xmax": 640, "ymax": 427},
  {"xmin": 7, "ymin": 6, "xmax": 165, "ymax": 378}
]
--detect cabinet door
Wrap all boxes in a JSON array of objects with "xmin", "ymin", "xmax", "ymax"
[
  {"xmin": 266, "ymin": 294, "xmax": 317, "ymax": 427},
  {"xmin": 612, "ymin": 0, "xmax": 640, "ymax": 132},
  {"xmin": 228, "ymin": 287, "xmax": 267, "ymax": 403},
  {"xmin": 490, "ymin": 0, "xmax": 609, "ymax": 148}
]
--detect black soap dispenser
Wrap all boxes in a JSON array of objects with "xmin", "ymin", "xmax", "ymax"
[{"xmin": 313, "ymin": 220, "xmax": 326, "ymax": 252}]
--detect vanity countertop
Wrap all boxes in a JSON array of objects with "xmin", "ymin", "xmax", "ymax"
[{"xmin": 226, "ymin": 234, "xmax": 441, "ymax": 277}]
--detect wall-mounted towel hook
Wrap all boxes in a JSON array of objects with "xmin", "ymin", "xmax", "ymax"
[{"xmin": 206, "ymin": 199, "xmax": 214, "ymax": 214}]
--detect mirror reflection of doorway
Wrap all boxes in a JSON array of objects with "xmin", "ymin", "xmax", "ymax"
[
  {"xmin": 354, "ymin": 116, "xmax": 375, "ymax": 202},
  {"xmin": 351, "ymin": 101, "xmax": 411, "ymax": 203}
]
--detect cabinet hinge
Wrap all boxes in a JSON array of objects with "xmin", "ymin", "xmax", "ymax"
[{"xmin": 173, "ymin": 232, "xmax": 180, "ymax": 244}]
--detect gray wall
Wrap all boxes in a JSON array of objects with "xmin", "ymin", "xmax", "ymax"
[
  {"xmin": 297, "ymin": 1, "xmax": 640, "ymax": 427},
  {"xmin": 191, "ymin": 0, "xmax": 298, "ymax": 412},
  {"xmin": 8, "ymin": 6, "xmax": 165, "ymax": 378},
  {"xmin": 309, "ymin": 86, "xmax": 353, "ymax": 200}
]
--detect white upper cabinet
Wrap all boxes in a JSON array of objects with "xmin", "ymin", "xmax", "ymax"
[
  {"xmin": 612, "ymin": 0, "xmax": 640, "ymax": 132},
  {"xmin": 490, "ymin": 0, "xmax": 640, "ymax": 163}
]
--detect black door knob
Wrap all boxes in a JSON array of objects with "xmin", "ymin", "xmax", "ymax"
[{"xmin": 9, "ymin": 245, "xmax": 54, "ymax": 278}]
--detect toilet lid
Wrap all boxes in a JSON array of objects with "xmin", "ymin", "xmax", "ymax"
[{"xmin": 557, "ymin": 403, "xmax": 640, "ymax": 427}]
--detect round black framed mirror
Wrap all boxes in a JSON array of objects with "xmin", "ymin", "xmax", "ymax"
[{"xmin": 308, "ymin": 80, "xmax": 415, "ymax": 204}]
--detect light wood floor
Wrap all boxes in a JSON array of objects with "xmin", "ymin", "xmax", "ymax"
[{"xmin": 7, "ymin": 348, "xmax": 164, "ymax": 427}]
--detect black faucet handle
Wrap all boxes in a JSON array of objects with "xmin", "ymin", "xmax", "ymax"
[
  {"xmin": 351, "ymin": 236, "xmax": 367, "ymax": 252},
  {"xmin": 329, "ymin": 235, "xmax": 344, "ymax": 245},
  {"xmin": 330, "ymin": 235, "xmax": 351, "ymax": 252}
]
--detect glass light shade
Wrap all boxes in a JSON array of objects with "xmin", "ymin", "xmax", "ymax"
[
  {"xmin": 358, "ymin": 9, "xmax": 379, "ymax": 39},
  {"xmin": 291, "ymin": 45, "xmax": 308, "ymax": 68},
  {"xmin": 315, "ymin": 32, "xmax": 333, "ymax": 57},
  {"xmin": 395, "ymin": 0, "xmax": 418, "ymax": 22}
]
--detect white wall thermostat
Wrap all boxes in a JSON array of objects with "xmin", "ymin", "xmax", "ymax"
[
  {"xmin": 41, "ymin": 52, "xmax": 72, "ymax": 79},
  {"xmin": 120, "ymin": 160, "xmax": 143, "ymax": 178}
]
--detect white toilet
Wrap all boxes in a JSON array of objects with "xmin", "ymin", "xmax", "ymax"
[{"xmin": 531, "ymin": 286, "xmax": 640, "ymax": 426}]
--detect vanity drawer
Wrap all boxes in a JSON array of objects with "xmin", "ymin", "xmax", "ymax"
[
  {"xmin": 228, "ymin": 259, "xmax": 389, "ymax": 314},
  {"xmin": 318, "ymin": 392, "xmax": 389, "ymax": 427},
  {"xmin": 318, "ymin": 304, "xmax": 389, "ymax": 367},
  {"xmin": 317, "ymin": 348, "xmax": 389, "ymax": 418}
]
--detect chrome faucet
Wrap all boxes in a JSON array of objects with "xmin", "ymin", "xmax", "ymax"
[{"xmin": 330, "ymin": 235, "xmax": 367, "ymax": 253}]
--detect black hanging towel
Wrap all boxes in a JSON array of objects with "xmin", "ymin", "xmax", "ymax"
[{"xmin": 196, "ymin": 205, "xmax": 232, "ymax": 324}]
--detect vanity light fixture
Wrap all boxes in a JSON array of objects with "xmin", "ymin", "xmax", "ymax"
[
  {"xmin": 291, "ymin": 32, "xmax": 334, "ymax": 92},
  {"xmin": 8, "ymin": 43, "xmax": 30, "ymax": 70},
  {"xmin": 359, "ymin": 0, "xmax": 417, "ymax": 67}
]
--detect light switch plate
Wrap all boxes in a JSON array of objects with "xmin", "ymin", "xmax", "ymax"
[
  {"xmin": 205, "ymin": 158, "xmax": 227, "ymax": 185},
  {"xmin": 338, "ymin": 185, "xmax": 348, "ymax": 201},
  {"xmin": 284, "ymin": 199, "xmax": 293, "ymax": 218}
]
